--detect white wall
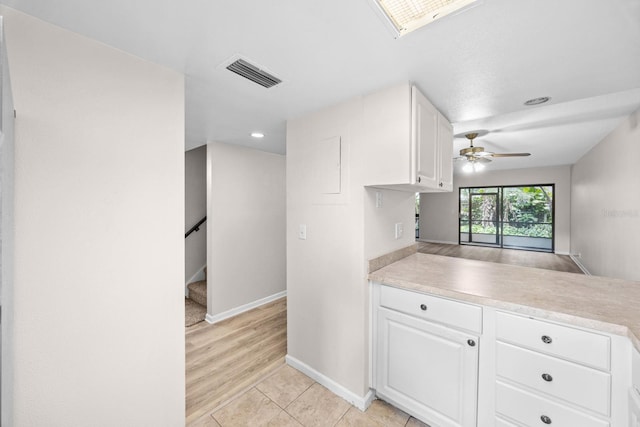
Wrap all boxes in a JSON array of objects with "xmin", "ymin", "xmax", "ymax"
[
  {"xmin": 364, "ymin": 188, "xmax": 416, "ymax": 260},
  {"xmin": 185, "ymin": 145, "xmax": 207, "ymax": 283},
  {"xmin": 571, "ymin": 110, "xmax": 640, "ymax": 280},
  {"xmin": 207, "ymin": 142, "xmax": 286, "ymax": 316},
  {"xmin": 0, "ymin": 16, "xmax": 15, "ymax": 424},
  {"xmin": 419, "ymin": 165, "xmax": 572, "ymax": 254},
  {"xmin": 287, "ymin": 91, "xmax": 415, "ymax": 400},
  {"xmin": 1, "ymin": 7, "xmax": 185, "ymax": 426}
]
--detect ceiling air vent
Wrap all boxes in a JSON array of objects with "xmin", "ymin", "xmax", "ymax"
[{"xmin": 226, "ymin": 58, "xmax": 282, "ymax": 88}]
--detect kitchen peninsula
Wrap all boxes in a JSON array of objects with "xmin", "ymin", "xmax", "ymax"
[{"xmin": 369, "ymin": 250, "xmax": 640, "ymax": 427}]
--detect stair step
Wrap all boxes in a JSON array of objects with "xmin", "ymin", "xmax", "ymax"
[{"xmin": 187, "ymin": 280, "xmax": 207, "ymax": 307}]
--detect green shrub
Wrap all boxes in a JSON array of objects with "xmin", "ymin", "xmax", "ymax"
[{"xmin": 460, "ymin": 224, "xmax": 552, "ymax": 238}]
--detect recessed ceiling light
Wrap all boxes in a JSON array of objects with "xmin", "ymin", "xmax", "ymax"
[
  {"xmin": 374, "ymin": 0, "xmax": 479, "ymax": 37},
  {"xmin": 524, "ymin": 97, "xmax": 551, "ymax": 106},
  {"xmin": 251, "ymin": 132, "xmax": 265, "ymax": 138}
]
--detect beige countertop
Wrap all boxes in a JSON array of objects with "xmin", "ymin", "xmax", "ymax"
[{"xmin": 369, "ymin": 253, "xmax": 640, "ymax": 351}]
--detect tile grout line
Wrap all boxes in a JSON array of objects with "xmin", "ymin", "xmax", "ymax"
[
  {"xmin": 204, "ymin": 361, "xmax": 288, "ymax": 418},
  {"xmin": 331, "ymin": 404, "xmax": 352, "ymax": 427},
  {"xmin": 281, "ymin": 380, "xmax": 318, "ymax": 426}
]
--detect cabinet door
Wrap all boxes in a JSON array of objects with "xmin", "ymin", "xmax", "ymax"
[
  {"xmin": 631, "ymin": 389, "xmax": 640, "ymax": 427},
  {"xmin": 437, "ymin": 114, "xmax": 453, "ymax": 191},
  {"xmin": 375, "ymin": 307, "xmax": 479, "ymax": 427},
  {"xmin": 412, "ymin": 86, "xmax": 439, "ymax": 188}
]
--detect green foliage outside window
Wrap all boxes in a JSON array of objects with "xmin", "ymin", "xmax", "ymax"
[
  {"xmin": 460, "ymin": 223, "xmax": 552, "ymax": 238},
  {"xmin": 459, "ymin": 186, "xmax": 553, "ymax": 239}
]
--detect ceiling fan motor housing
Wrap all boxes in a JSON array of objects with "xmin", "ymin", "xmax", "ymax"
[{"xmin": 460, "ymin": 146, "xmax": 485, "ymax": 156}]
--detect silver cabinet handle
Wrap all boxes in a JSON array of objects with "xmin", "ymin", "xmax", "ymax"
[
  {"xmin": 541, "ymin": 335, "xmax": 552, "ymax": 344},
  {"xmin": 540, "ymin": 415, "xmax": 552, "ymax": 424},
  {"xmin": 541, "ymin": 373, "xmax": 553, "ymax": 382},
  {"xmin": 420, "ymin": 304, "xmax": 427, "ymax": 311}
]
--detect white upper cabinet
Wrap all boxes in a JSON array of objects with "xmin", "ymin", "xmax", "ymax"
[
  {"xmin": 363, "ymin": 83, "xmax": 453, "ymax": 192},
  {"xmin": 437, "ymin": 110, "xmax": 454, "ymax": 190},
  {"xmin": 413, "ymin": 87, "xmax": 439, "ymax": 188}
]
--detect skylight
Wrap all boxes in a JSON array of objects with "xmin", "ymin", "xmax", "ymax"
[{"xmin": 374, "ymin": 0, "xmax": 479, "ymax": 37}]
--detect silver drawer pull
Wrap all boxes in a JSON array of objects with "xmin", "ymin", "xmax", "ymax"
[
  {"xmin": 541, "ymin": 335, "xmax": 552, "ymax": 344},
  {"xmin": 540, "ymin": 415, "xmax": 552, "ymax": 424},
  {"xmin": 541, "ymin": 373, "xmax": 553, "ymax": 382},
  {"xmin": 420, "ymin": 304, "xmax": 427, "ymax": 311}
]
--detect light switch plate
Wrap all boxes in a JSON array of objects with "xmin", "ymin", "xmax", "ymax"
[
  {"xmin": 299, "ymin": 224, "xmax": 307, "ymax": 240},
  {"xmin": 375, "ymin": 191, "xmax": 383, "ymax": 208},
  {"xmin": 395, "ymin": 223, "xmax": 403, "ymax": 239}
]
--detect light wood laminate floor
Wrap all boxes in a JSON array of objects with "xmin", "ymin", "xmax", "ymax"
[
  {"xmin": 186, "ymin": 297, "xmax": 429, "ymax": 427},
  {"xmin": 186, "ymin": 297, "xmax": 287, "ymax": 424},
  {"xmin": 417, "ymin": 242, "xmax": 584, "ymax": 274}
]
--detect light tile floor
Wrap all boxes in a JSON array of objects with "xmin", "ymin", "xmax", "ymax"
[{"xmin": 189, "ymin": 365, "xmax": 430, "ymax": 427}]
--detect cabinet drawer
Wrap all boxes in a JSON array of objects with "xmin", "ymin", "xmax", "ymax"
[
  {"xmin": 495, "ymin": 311, "xmax": 610, "ymax": 370},
  {"xmin": 496, "ymin": 342, "xmax": 611, "ymax": 415},
  {"xmin": 495, "ymin": 417, "xmax": 519, "ymax": 427},
  {"xmin": 380, "ymin": 285, "xmax": 482, "ymax": 333},
  {"xmin": 496, "ymin": 381, "xmax": 609, "ymax": 427}
]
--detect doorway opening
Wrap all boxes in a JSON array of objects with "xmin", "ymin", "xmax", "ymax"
[{"xmin": 459, "ymin": 185, "xmax": 555, "ymax": 252}]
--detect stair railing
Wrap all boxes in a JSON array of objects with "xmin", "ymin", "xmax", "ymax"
[{"xmin": 185, "ymin": 216, "xmax": 207, "ymax": 238}]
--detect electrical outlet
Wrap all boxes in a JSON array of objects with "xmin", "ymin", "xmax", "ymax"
[
  {"xmin": 395, "ymin": 222, "xmax": 403, "ymax": 239},
  {"xmin": 299, "ymin": 224, "xmax": 307, "ymax": 240}
]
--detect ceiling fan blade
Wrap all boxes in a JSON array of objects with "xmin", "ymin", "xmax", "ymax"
[
  {"xmin": 476, "ymin": 157, "xmax": 492, "ymax": 163},
  {"xmin": 475, "ymin": 151, "xmax": 493, "ymax": 157},
  {"xmin": 490, "ymin": 152, "xmax": 531, "ymax": 157}
]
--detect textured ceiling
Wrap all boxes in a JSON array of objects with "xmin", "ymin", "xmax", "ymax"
[{"xmin": 1, "ymin": 0, "xmax": 639, "ymax": 172}]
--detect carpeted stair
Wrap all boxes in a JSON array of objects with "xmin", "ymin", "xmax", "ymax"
[
  {"xmin": 185, "ymin": 268, "xmax": 207, "ymax": 327},
  {"xmin": 187, "ymin": 280, "xmax": 207, "ymax": 306}
]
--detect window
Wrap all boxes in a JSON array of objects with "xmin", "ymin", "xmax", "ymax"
[{"xmin": 459, "ymin": 185, "xmax": 554, "ymax": 252}]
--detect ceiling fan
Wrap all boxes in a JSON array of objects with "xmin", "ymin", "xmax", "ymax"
[{"xmin": 455, "ymin": 132, "xmax": 531, "ymax": 172}]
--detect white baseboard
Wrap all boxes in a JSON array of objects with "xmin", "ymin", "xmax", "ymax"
[
  {"xmin": 570, "ymin": 255, "xmax": 591, "ymax": 275},
  {"xmin": 285, "ymin": 355, "xmax": 376, "ymax": 411},
  {"xmin": 185, "ymin": 264, "xmax": 207, "ymax": 297},
  {"xmin": 555, "ymin": 251, "xmax": 570, "ymax": 256},
  {"xmin": 205, "ymin": 290, "xmax": 287, "ymax": 324}
]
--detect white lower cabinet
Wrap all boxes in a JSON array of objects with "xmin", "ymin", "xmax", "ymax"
[
  {"xmin": 373, "ymin": 285, "xmax": 480, "ymax": 427},
  {"xmin": 495, "ymin": 311, "xmax": 616, "ymax": 426},
  {"xmin": 496, "ymin": 381, "xmax": 609, "ymax": 427},
  {"xmin": 371, "ymin": 282, "xmax": 634, "ymax": 427},
  {"xmin": 495, "ymin": 416, "xmax": 520, "ymax": 427},
  {"xmin": 496, "ymin": 341, "xmax": 611, "ymax": 415},
  {"xmin": 633, "ymin": 348, "xmax": 640, "ymax": 426},
  {"xmin": 630, "ymin": 389, "xmax": 640, "ymax": 427},
  {"xmin": 376, "ymin": 308, "xmax": 479, "ymax": 427}
]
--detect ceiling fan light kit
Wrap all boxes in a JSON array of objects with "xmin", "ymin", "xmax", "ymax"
[
  {"xmin": 462, "ymin": 161, "xmax": 485, "ymax": 173},
  {"xmin": 457, "ymin": 131, "xmax": 531, "ymax": 173}
]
